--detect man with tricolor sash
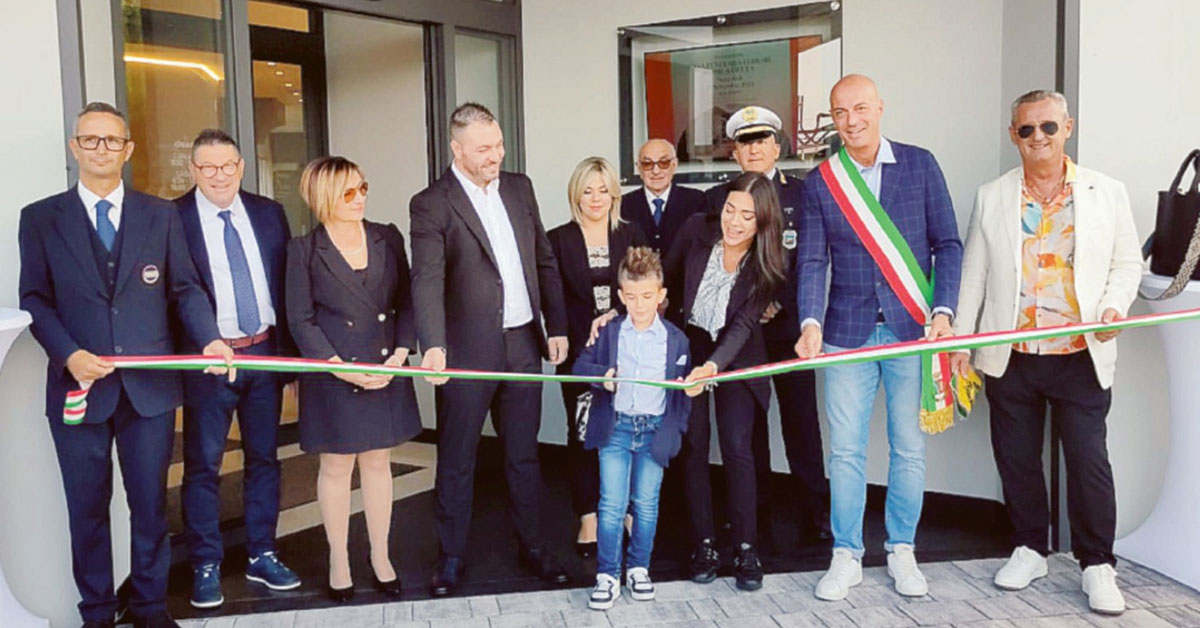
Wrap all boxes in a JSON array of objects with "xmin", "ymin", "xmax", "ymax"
[
  {"xmin": 950, "ymin": 90, "xmax": 1142, "ymax": 615},
  {"xmin": 794, "ymin": 75, "xmax": 963, "ymax": 601}
]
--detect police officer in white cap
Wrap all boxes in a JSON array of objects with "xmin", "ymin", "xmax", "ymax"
[{"xmin": 704, "ymin": 105, "xmax": 831, "ymax": 550}]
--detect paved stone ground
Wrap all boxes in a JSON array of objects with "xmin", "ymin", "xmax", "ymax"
[{"xmin": 163, "ymin": 555, "xmax": 1200, "ymax": 628}]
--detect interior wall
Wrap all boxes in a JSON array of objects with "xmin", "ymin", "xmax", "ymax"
[
  {"xmin": 0, "ymin": 5, "xmax": 83, "ymax": 627},
  {"xmin": 522, "ymin": 0, "xmax": 1015, "ymax": 500},
  {"xmin": 1075, "ymin": 0, "xmax": 1197, "ymax": 537}
]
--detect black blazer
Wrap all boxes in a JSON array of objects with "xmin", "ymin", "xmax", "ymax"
[
  {"xmin": 173, "ymin": 188, "xmax": 293, "ymax": 354},
  {"xmin": 704, "ymin": 171, "xmax": 804, "ymax": 341},
  {"xmin": 18, "ymin": 188, "xmax": 220, "ymax": 423},
  {"xmin": 621, "ymin": 184, "xmax": 707, "ymax": 254},
  {"xmin": 663, "ymin": 213, "xmax": 772, "ymax": 409},
  {"xmin": 409, "ymin": 169, "xmax": 567, "ymax": 370},
  {"xmin": 547, "ymin": 220, "xmax": 647, "ymax": 366},
  {"xmin": 284, "ymin": 221, "xmax": 421, "ymax": 438}
]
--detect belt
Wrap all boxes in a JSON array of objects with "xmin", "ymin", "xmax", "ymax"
[
  {"xmin": 503, "ymin": 322, "xmax": 535, "ymax": 333},
  {"xmin": 223, "ymin": 329, "xmax": 272, "ymax": 350}
]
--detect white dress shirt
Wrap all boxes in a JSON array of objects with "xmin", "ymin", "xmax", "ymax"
[
  {"xmin": 196, "ymin": 189, "xmax": 275, "ymax": 338},
  {"xmin": 451, "ymin": 163, "xmax": 534, "ymax": 328},
  {"xmin": 77, "ymin": 181, "xmax": 124, "ymax": 231},
  {"xmin": 644, "ymin": 184, "xmax": 672, "ymax": 208}
]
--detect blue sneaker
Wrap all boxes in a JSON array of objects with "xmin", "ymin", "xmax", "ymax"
[
  {"xmin": 190, "ymin": 563, "xmax": 224, "ymax": 609},
  {"xmin": 246, "ymin": 551, "xmax": 301, "ymax": 590}
]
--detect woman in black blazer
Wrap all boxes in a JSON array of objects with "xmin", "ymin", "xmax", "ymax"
[
  {"xmin": 286, "ymin": 156, "xmax": 421, "ymax": 601},
  {"xmin": 669, "ymin": 171, "xmax": 786, "ymax": 591},
  {"xmin": 547, "ymin": 156, "xmax": 646, "ymax": 556}
]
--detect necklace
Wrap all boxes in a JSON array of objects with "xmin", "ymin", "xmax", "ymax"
[{"xmin": 332, "ymin": 221, "xmax": 366, "ymax": 256}]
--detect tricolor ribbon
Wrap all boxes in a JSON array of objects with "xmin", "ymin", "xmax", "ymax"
[{"xmin": 62, "ymin": 307, "xmax": 1200, "ymax": 427}]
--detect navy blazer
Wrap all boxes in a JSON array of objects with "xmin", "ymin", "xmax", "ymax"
[
  {"xmin": 18, "ymin": 188, "xmax": 221, "ymax": 423},
  {"xmin": 796, "ymin": 141, "xmax": 963, "ymax": 346},
  {"xmin": 620, "ymin": 184, "xmax": 707, "ymax": 254},
  {"xmin": 571, "ymin": 314, "xmax": 692, "ymax": 468},
  {"xmin": 173, "ymin": 188, "xmax": 294, "ymax": 356}
]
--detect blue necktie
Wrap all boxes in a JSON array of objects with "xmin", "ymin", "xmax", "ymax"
[
  {"xmin": 95, "ymin": 199, "xmax": 116, "ymax": 251},
  {"xmin": 219, "ymin": 210, "xmax": 261, "ymax": 336},
  {"xmin": 652, "ymin": 198, "xmax": 665, "ymax": 226}
]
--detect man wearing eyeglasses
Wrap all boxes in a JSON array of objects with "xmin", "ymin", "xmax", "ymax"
[
  {"xmin": 620, "ymin": 139, "xmax": 707, "ymax": 255},
  {"xmin": 17, "ymin": 102, "xmax": 234, "ymax": 628},
  {"xmin": 949, "ymin": 90, "xmax": 1141, "ymax": 615},
  {"xmin": 171, "ymin": 128, "xmax": 298, "ymax": 609},
  {"xmin": 700, "ymin": 106, "xmax": 830, "ymax": 561}
]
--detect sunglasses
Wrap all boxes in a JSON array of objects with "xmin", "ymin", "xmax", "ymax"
[
  {"xmin": 638, "ymin": 157, "xmax": 675, "ymax": 171},
  {"xmin": 1016, "ymin": 121, "xmax": 1059, "ymax": 139},
  {"xmin": 343, "ymin": 181, "xmax": 369, "ymax": 203}
]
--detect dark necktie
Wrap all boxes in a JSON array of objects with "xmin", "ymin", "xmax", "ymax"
[
  {"xmin": 219, "ymin": 210, "xmax": 261, "ymax": 336},
  {"xmin": 652, "ymin": 198, "xmax": 665, "ymax": 227},
  {"xmin": 95, "ymin": 199, "xmax": 116, "ymax": 251}
]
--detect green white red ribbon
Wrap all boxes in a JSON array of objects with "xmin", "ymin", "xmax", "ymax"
[{"xmin": 62, "ymin": 306, "xmax": 1200, "ymax": 426}]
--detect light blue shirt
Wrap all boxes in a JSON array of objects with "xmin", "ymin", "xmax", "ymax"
[
  {"xmin": 195, "ymin": 189, "xmax": 275, "ymax": 338},
  {"xmin": 614, "ymin": 314, "xmax": 668, "ymax": 416},
  {"xmin": 450, "ymin": 163, "xmax": 533, "ymax": 328},
  {"xmin": 845, "ymin": 136, "xmax": 896, "ymax": 200}
]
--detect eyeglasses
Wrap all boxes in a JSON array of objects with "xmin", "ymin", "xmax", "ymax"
[
  {"xmin": 192, "ymin": 160, "xmax": 241, "ymax": 178},
  {"xmin": 1016, "ymin": 121, "xmax": 1059, "ymax": 139},
  {"xmin": 343, "ymin": 181, "xmax": 369, "ymax": 203},
  {"xmin": 638, "ymin": 157, "xmax": 675, "ymax": 172},
  {"xmin": 75, "ymin": 135, "xmax": 129, "ymax": 151}
]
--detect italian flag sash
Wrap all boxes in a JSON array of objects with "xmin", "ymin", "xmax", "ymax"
[{"xmin": 818, "ymin": 147, "xmax": 980, "ymax": 434}]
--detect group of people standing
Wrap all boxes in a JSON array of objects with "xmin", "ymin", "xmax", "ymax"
[{"xmin": 18, "ymin": 71, "xmax": 1141, "ymax": 628}]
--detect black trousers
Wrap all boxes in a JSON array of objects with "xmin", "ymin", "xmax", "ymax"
[
  {"xmin": 48, "ymin": 389, "xmax": 174, "ymax": 623},
  {"xmin": 985, "ymin": 350, "xmax": 1116, "ymax": 568},
  {"xmin": 560, "ymin": 380, "xmax": 600, "ymax": 517},
  {"xmin": 434, "ymin": 324, "xmax": 545, "ymax": 558},
  {"xmin": 182, "ymin": 340, "xmax": 283, "ymax": 567},
  {"xmin": 752, "ymin": 323, "xmax": 829, "ymax": 529},
  {"xmin": 681, "ymin": 325, "xmax": 762, "ymax": 547}
]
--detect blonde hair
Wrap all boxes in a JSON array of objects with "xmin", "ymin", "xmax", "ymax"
[
  {"xmin": 299, "ymin": 156, "xmax": 364, "ymax": 224},
  {"xmin": 566, "ymin": 156, "xmax": 622, "ymax": 230}
]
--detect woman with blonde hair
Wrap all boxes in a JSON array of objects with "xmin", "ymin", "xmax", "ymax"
[
  {"xmin": 286, "ymin": 156, "xmax": 421, "ymax": 601},
  {"xmin": 547, "ymin": 156, "xmax": 647, "ymax": 556}
]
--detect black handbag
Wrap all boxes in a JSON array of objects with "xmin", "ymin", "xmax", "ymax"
[{"xmin": 1144, "ymin": 149, "xmax": 1200, "ymax": 300}]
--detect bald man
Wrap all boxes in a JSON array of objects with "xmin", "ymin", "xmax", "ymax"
[
  {"xmin": 620, "ymin": 139, "xmax": 707, "ymax": 254},
  {"xmin": 794, "ymin": 75, "xmax": 962, "ymax": 601}
]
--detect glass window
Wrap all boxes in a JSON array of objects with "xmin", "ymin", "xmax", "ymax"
[
  {"xmin": 121, "ymin": 0, "xmax": 230, "ymax": 199},
  {"xmin": 248, "ymin": 0, "xmax": 310, "ymax": 33},
  {"xmin": 455, "ymin": 32, "xmax": 518, "ymax": 170},
  {"xmin": 251, "ymin": 60, "xmax": 312, "ymax": 234}
]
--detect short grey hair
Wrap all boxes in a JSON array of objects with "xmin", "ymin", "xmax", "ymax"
[
  {"xmin": 1010, "ymin": 90, "xmax": 1070, "ymax": 124},
  {"xmin": 75, "ymin": 101, "xmax": 128, "ymax": 136},
  {"xmin": 450, "ymin": 102, "xmax": 496, "ymax": 138},
  {"xmin": 192, "ymin": 128, "xmax": 240, "ymax": 156}
]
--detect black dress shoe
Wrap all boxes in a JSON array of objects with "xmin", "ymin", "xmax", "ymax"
[
  {"xmin": 733, "ymin": 543, "xmax": 764, "ymax": 591},
  {"xmin": 430, "ymin": 555, "xmax": 465, "ymax": 597},
  {"xmin": 327, "ymin": 583, "xmax": 355, "ymax": 603},
  {"xmin": 373, "ymin": 573, "xmax": 403, "ymax": 597},
  {"xmin": 519, "ymin": 546, "xmax": 569, "ymax": 585},
  {"xmin": 132, "ymin": 611, "xmax": 181, "ymax": 628},
  {"xmin": 82, "ymin": 621, "xmax": 115, "ymax": 628},
  {"xmin": 690, "ymin": 538, "xmax": 720, "ymax": 583}
]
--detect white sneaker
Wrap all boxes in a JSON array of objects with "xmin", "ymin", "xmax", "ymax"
[
  {"xmin": 815, "ymin": 548, "xmax": 862, "ymax": 601},
  {"xmin": 993, "ymin": 546, "xmax": 1048, "ymax": 591},
  {"xmin": 626, "ymin": 567, "xmax": 655, "ymax": 601},
  {"xmin": 1082, "ymin": 564, "xmax": 1126, "ymax": 615},
  {"xmin": 588, "ymin": 573, "xmax": 621, "ymax": 610},
  {"xmin": 887, "ymin": 544, "xmax": 929, "ymax": 597}
]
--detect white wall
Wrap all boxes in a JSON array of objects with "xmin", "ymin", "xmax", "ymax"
[
  {"xmin": 1075, "ymin": 0, "xmax": 1199, "ymax": 536},
  {"xmin": 523, "ymin": 0, "xmax": 1021, "ymax": 500},
  {"xmin": 0, "ymin": 6, "xmax": 84, "ymax": 628}
]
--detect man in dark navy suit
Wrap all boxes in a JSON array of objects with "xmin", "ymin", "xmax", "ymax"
[
  {"xmin": 704, "ymin": 106, "xmax": 831, "ymax": 548},
  {"xmin": 17, "ymin": 103, "xmax": 234, "ymax": 628},
  {"xmin": 173, "ymin": 129, "xmax": 298, "ymax": 609},
  {"xmin": 620, "ymin": 139, "xmax": 706, "ymax": 255}
]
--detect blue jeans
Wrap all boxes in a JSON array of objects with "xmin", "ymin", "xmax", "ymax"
[
  {"xmin": 597, "ymin": 413, "xmax": 665, "ymax": 579},
  {"xmin": 824, "ymin": 323, "xmax": 925, "ymax": 558}
]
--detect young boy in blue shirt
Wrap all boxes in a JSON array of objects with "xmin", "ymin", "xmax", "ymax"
[{"xmin": 573, "ymin": 246, "xmax": 692, "ymax": 610}]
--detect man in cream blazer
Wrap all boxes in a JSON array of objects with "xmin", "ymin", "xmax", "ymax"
[{"xmin": 951, "ymin": 90, "xmax": 1142, "ymax": 615}]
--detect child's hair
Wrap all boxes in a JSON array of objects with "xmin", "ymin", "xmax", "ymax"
[{"xmin": 618, "ymin": 246, "xmax": 663, "ymax": 285}]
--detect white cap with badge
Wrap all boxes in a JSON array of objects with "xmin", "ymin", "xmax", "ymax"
[{"xmin": 725, "ymin": 106, "xmax": 783, "ymax": 142}]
